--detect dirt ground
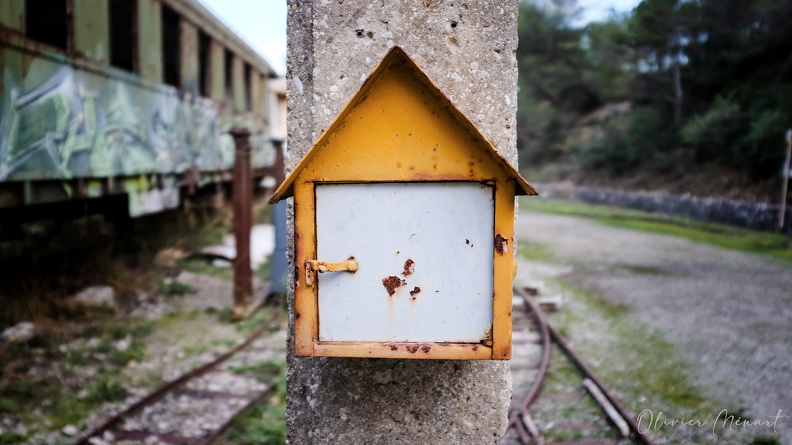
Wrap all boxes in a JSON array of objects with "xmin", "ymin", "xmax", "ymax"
[{"xmin": 514, "ymin": 207, "xmax": 792, "ymax": 444}]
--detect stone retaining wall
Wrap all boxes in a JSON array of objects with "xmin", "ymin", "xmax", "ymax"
[{"xmin": 536, "ymin": 184, "xmax": 792, "ymax": 235}]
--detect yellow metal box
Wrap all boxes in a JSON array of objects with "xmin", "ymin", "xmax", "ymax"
[{"xmin": 270, "ymin": 47, "xmax": 536, "ymax": 360}]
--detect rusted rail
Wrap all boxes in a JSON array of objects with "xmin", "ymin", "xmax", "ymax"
[
  {"xmin": 510, "ymin": 286, "xmax": 655, "ymax": 445},
  {"xmin": 545, "ymin": 317, "xmax": 655, "ymax": 445},
  {"xmin": 508, "ymin": 286, "xmax": 552, "ymax": 442},
  {"xmin": 74, "ymin": 295, "xmax": 279, "ymax": 445}
]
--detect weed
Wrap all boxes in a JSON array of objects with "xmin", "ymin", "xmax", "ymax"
[
  {"xmin": 0, "ymin": 398, "xmax": 16, "ymax": 413},
  {"xmin": 224, "ymin": 356, "xmax": 286, "ymax": 445},
  {"xmin": 0, "ymin": 432, "xmax": 25, "ymax": 444},
  {"xmin": 229, "ymin": 359, "xmax": 284, "ymax": 376},
  {"xmin": 517, "ymin": 241, "xmax": 554, "ymax": 262},
  {"xmin": 256, "ymin": 255, "xmax": 272, "ymax": 282},
  {"xmin": 157, "ymin": 279, "xmax": 197, "ymax": 296},
  {"xmin": 216, "ymin": 308, "xmax": 234, "ymax": 323},
  {"xmin": 615, "ymin": 264, "xmax": 670, "ymax": 275},
  {"xmin": 215, "ymin": 339, "xmax": 237, "ymax": 348},
  {"xmin": 235, "ymin": 309, "xmax": 277, "ymax": 336},
  {"xmin": 559, "ymin": 282, "xmax": 708, "ymax": 410},
  {"xmin": 751, "ymin": 436, "xmax": 781, "ymax": 445},
  {"xmin": 87, "ymin": 377, "xmax": 128, "ymax": 403},
  {"xmin": 179, "ymin": 258, "xmax": 233, "ymax": 281},
  {"xmin": 227, "ymin": 402, "xmax": 286, "ymax": 445},
  {"xmin": 2, "ymin": 380, "xmax": 35, "ymax": 399}
]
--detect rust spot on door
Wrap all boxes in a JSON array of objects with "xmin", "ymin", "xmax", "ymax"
[
  {"xmin": 481, "ymin": 327, "xmax": 494, "ymax": 347},
  {"xmin": 409, "ymin": 286, "xmax": 421, "ymax": 300},
  {"xmin": 382, "ymin": 276, "xmax": 405, "ymax": 296},
  {"xmin": 494, "ymin": 234, "xmax": 508, "ymax": 255},
  {"xmin": 402, "ymin": 259, "xmax": 415, "ymax": 277},
  {"xmin": 406, "ymin": 345, "xmax": 419, "ymax": 353},
  {"xmin": 389, "ymin": 344, "xmax": 398, "ymax": 351},
  {"xmin": 421, "ymin": 345, "xmax": 431, "ymax": 353}
]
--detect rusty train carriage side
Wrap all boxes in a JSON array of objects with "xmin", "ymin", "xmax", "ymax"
[{"xmin": 273, "ymin": 47, "xmax": 536, "ymax": 360}]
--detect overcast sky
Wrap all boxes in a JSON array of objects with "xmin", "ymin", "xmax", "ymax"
[
  {"xmin": 197, "ymin": 0, "xmax": 641, "ymax": 77},
  {"xmin": 198, "ymin": 0, "xmax": 288, "ymax": 75},
  {"xmin": 577, "ymin": 0, "xmax": 640, "ymax": 23}
]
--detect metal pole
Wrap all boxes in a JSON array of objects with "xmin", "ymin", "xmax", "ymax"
[
  {"xmin": 230, "ymin": 127, "xmax": 253, "ymax": 320},
  {"xmin": 779, "ymin": 130, "xmax": 792, "ymax": 231}
]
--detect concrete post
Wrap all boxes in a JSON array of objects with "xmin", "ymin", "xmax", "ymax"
[{"xmin": 286, "ymin": 1, "xmax": 519, "ymax": 443}]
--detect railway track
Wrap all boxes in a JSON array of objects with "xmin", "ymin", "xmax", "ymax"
[
  {"xmin": 504, "ymin": 287, "xmax": 655, "ymax": 445},
  {"xmin": 70, "ymin": 285, "xmax": 650, "ymax": 445},
  {"xmin": 74, "ymin": 306, "xmax": 284, "ymax": 445}
]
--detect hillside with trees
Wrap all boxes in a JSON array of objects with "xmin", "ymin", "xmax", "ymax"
[{"xmin": 517, "ymin": 0, "xmax": 792, "ymax": 202}]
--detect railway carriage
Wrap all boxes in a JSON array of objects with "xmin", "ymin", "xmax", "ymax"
[{"xmin": 0, "ymin": 0, "xmax": 279, "ymax": 218}]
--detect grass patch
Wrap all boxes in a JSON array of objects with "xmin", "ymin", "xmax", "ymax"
[
  {"xmin": 0, "ymin": 315, "xmax": 153, "ymax": 436},
  {"xmin": 534, "ymin": 345, "xmax": 617, "ymax": 441},
  {"xmin": 157, "ymin": 279, "xmax": 197, "ymax": 296},
  {"xmin": 540, "ymin": 281, "xmax": 781, "ymax": 443},
  {"xmin": 517, "ymin": 240, "xmax": 555, "ymax": 262},
  {"xmin": 0, "ymin": 398, "xmax": 16, "ymax": 413},
  {"xmin": 614, "ymin": 264, "xmax": 671, "ymax": 275},
  {"xmin": 550, "ymin": 281, "xmax": 709, "ymax": 411},
  {"xmin": 223, "ymin": 360, "xmax": 286, "ymax": 445},
  {"xmin": 751, "ymin": 436, "xmax": 781, "ymax": 445},
  {"xmin": 229, "ymin": 359, "xmax": 283, "ymax": 376},
  {"xmin": 179, "ymin": 258, "xmax": 234, "ymax": 281},
  {"xmin": 0, "ymin": 432, "xmax": 26, "ymax": 444},
  {"xmin": 235, "ymin": 307, "xmax": 285, "ymax": 337},
  {"xmin": 521, "ymin": 198, "xmax": 792, "ymax": 262}
]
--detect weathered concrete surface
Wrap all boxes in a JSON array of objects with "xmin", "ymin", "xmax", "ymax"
[{"xmin": 285, "ymin": 1, "xmax": 519, "ymax": 443}]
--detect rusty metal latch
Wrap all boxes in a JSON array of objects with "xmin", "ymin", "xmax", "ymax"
[{"xmin": 305, "ymin": 258, "xmax": 359, "ymax": 286}]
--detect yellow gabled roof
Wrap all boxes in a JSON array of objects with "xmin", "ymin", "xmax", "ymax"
[{"xmin": 269, "ymin": 46, "xmax": 536, "ymax": 204}]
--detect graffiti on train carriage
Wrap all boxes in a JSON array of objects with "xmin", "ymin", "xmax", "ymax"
[{"xmin": 0, "ymin": 59, "xmax": 270, "ymax": 183}]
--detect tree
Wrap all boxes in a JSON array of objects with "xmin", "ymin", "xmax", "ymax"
[{"xmin": 517, "ymin": 0, "xmax": 599, "ymax": 163}]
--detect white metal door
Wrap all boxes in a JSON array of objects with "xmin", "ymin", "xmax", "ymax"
[{"xmin": 315, "ymin": 182, "xmax": 494, "ymax": 343}]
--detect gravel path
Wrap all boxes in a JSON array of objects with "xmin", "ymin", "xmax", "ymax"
[{"xmin": 515, "ymin": 209, "xmax": 792, "ymax": 443}]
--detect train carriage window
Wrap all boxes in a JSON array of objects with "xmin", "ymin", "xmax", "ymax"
[
  {"xmin": 110, "ymin": 0, "xmax": 136, "ymax": 72},
  {"xmin": 198, "ymin": 31, "xmax": 211, "ymax": 97},
  {"xmin": 162, "ymin": 4, "xmax": 181, "ymax": 87},
  {"xmin": 244, "ymin": 63, "xmax": 252, "ymax": 111},
  {"xmin": 25, "ymin": 0, "xmax": 69, "ymax": 51},
  {"xmin": 224, "ymin": 48, "xmax": 234, "ymax": 104}
]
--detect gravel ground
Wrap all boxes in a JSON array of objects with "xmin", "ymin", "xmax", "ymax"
[{"xmin": 514, "ymin": 209, "xmax": 792, "ymax": 444}]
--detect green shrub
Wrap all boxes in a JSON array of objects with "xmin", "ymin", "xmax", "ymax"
[{"xmin": 681, "ymin": 95, "xmax": 741, "ymax": 147}]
